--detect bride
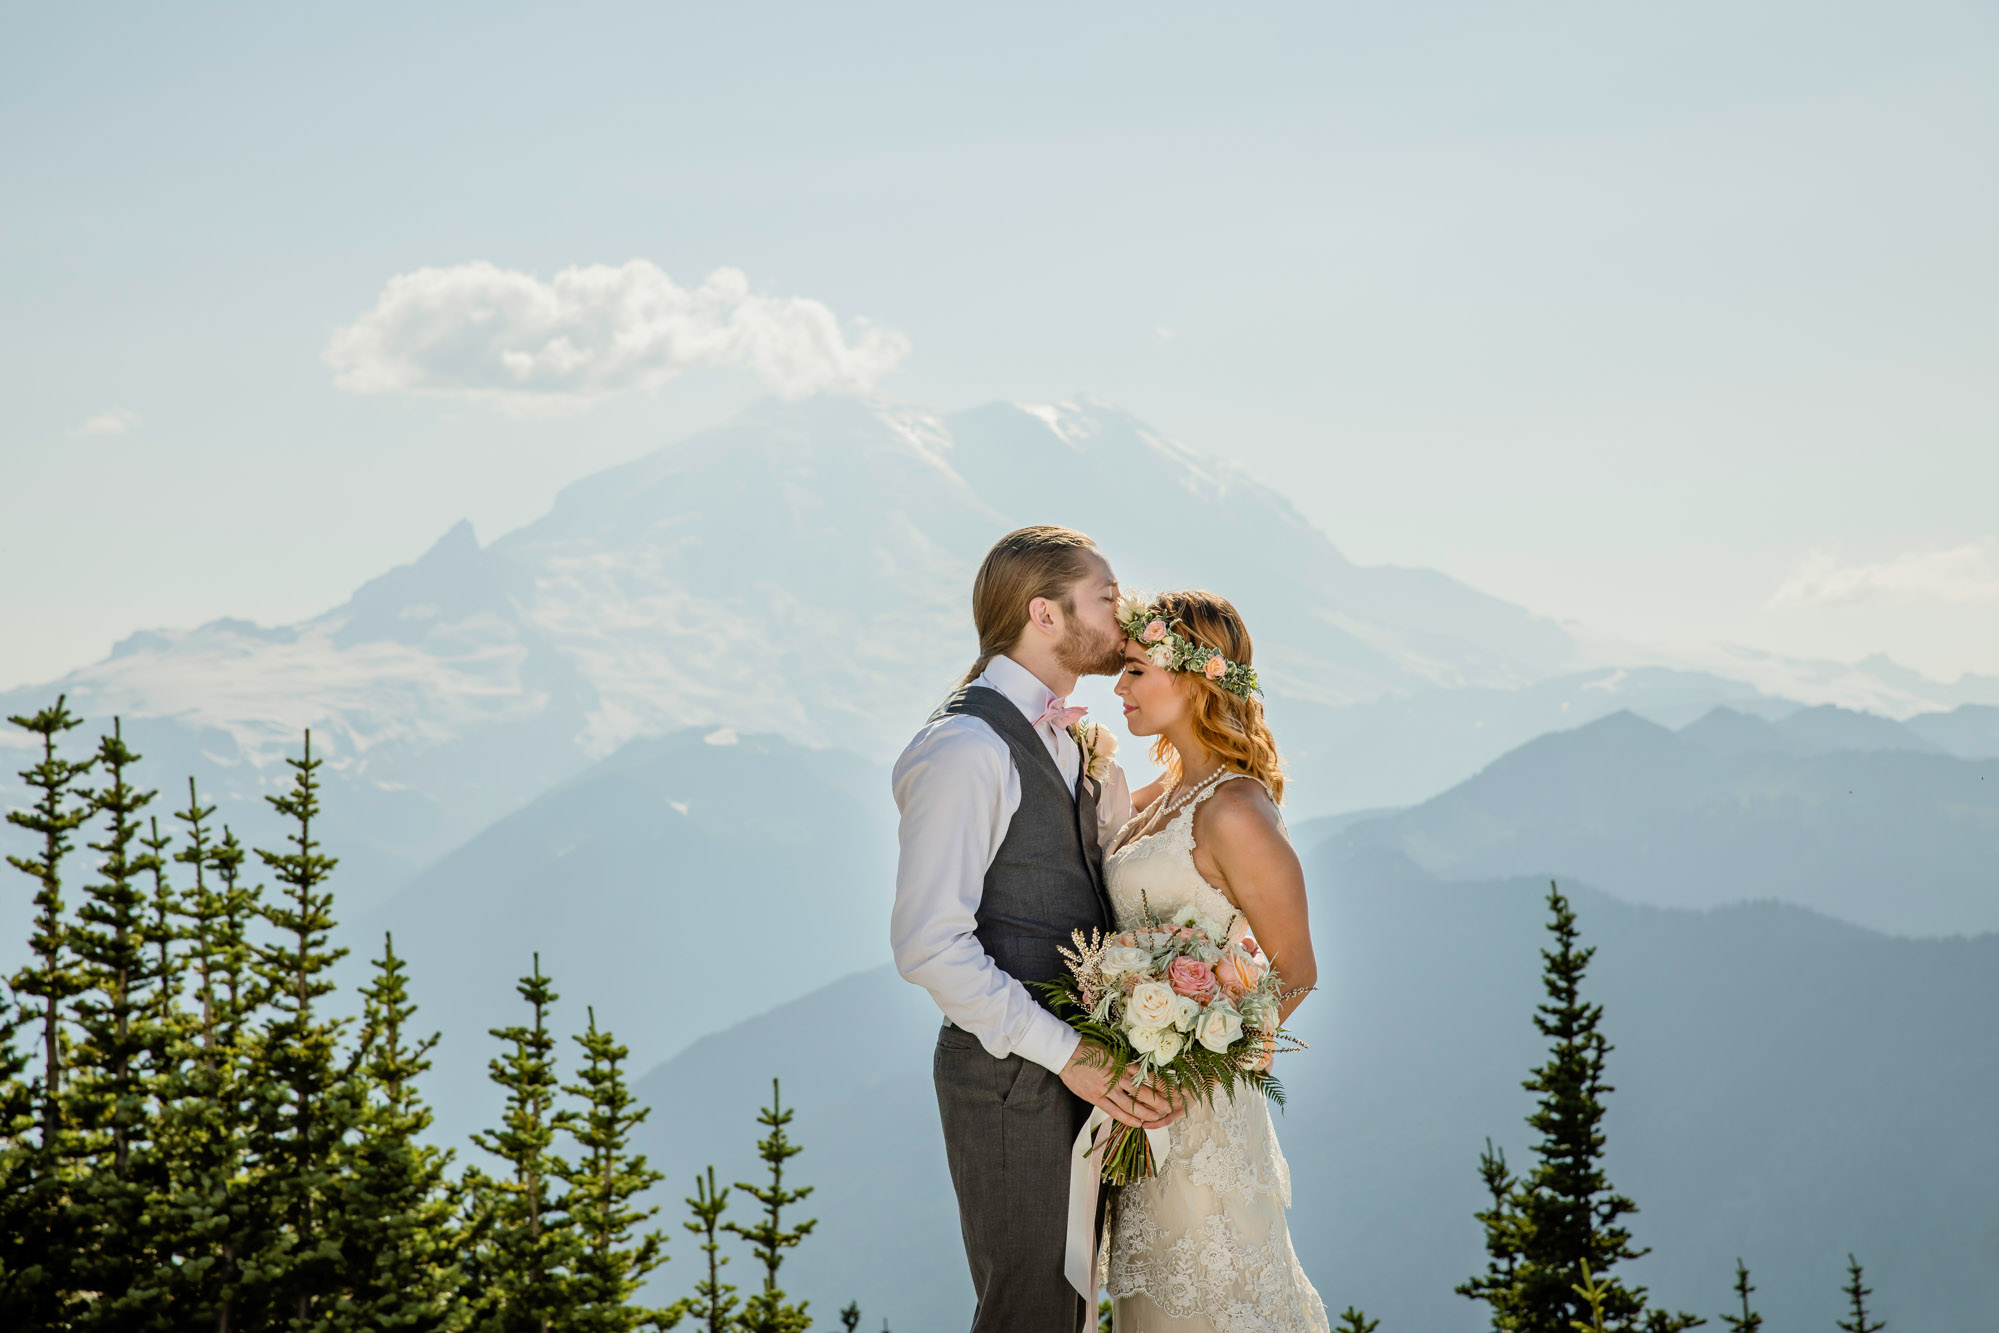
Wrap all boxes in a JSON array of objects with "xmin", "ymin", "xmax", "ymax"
[{"xmin": 1102, "ymin": 589, "xmax": 1329, "ymax": 1333}]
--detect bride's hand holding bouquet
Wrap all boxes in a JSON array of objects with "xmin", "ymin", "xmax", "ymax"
[{"xmin": 1035, "ymin": 893, "xmax": 1308, "ymax": 1185}]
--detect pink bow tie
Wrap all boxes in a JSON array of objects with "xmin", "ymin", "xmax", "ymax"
[{"xmin": 1036, "ymin": 697, "xmax": 1088, "ymax": 732}]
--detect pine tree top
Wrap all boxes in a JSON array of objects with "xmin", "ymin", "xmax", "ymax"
[
  {"xmin": 6, "ymin": 693, "xmax": 96, "ymax": 888},
  {"xmin": 1838, "ymin": 1254, "xmax": 1886, "ymax": 1333},
  {"xmin": 1721, "ymin": 1258, "xmax": 1762, "ymax": 1333}
]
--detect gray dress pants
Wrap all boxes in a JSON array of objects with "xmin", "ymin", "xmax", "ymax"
[{"xmin": 934, "ymin": 1022, "xmax": 1096, "ymax": 1332}]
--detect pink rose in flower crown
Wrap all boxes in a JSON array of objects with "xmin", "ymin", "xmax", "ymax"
[
  {"xmin": 1166, "ymin": 956, "xmax": 1218, "ymax": 1002},
  {"xmin": 1142, "ymin": 619, "xmax": 1169, "ymax": 643},
  {"xmin": 1203, "ymin": 655, "xmax": 1228, "ymax": 680},
  {"xmin": 1214, "ymin": 950, "xmax": 1267, "ymax": 1000}
]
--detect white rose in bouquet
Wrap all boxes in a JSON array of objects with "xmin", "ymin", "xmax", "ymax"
[
  {"xmin": 1195, "ymin": 1003, "xmax": 1245, "ymax": 1054},
  {"xmin": 1129, "ymin": 980, "xmax": 1178, "ymax": 1030},
  {"xmin": 1127, "ymin": 1023, "xmax": 1165, "ymax": 1054},
  {"xmin": 1171, "ymin": 994, "xmax": 1201, "ymax": 1032},
  {"xmin": 1152, "ymin": 1027, "xmax": 1185, "ymax": 1063},
  {"xmin": 1192, "ymin": 912, "xmax": 1225, "ymax": 941},
  {"xmin": 1100, "ymin": 945, "xmax": 1151, "ymax": 977}
]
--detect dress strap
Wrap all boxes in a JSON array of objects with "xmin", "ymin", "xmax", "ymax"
[{"xmin": 1185, "ymin": 768, "xmax": 1258, "ymax": 811}]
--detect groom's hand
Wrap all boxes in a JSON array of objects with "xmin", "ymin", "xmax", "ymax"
[{"xmin": 1060, "ymin": 1041, "xmax": 1180, "ymax": 1130}]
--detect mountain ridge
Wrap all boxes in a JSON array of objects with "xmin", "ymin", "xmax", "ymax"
[{"xmin": 1331, "ymin": 705, "xmax": 1999, "ymax": 935}]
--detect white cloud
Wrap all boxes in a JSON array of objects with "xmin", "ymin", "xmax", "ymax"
[
  {"xmin": 1771, "ymin": 542, "xmax": 1999, "ymax": 606},
  {"xmin": 72, "ymin": 407, "xmax": 138, "ymax": 437},
  {"xmin": 323, "ymin": 260, "xmax": 908, "ymax": 414}
]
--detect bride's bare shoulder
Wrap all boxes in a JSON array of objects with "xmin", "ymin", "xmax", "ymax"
[{"xmin": 1197, "ymin": 776, "xmax": 1291, "ymax": 854}]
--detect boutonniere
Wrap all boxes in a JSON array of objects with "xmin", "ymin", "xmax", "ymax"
[{"xmin": 1069, "ymin": 720, "xmax": 1118, "ymax": 783}]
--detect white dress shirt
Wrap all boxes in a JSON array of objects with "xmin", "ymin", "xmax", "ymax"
[{"xmin": 890, "ymin": 654, "xmax": 1135, "ymax": 1074}]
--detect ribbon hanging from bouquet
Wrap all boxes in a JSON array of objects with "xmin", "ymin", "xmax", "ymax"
[{"xmin": 1064, "ymin": 1107, "xmax": 1171, "ymax": 1306}]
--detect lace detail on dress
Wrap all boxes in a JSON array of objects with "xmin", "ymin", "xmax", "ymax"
[
  {"xmin": 1110, "ymin": 1207, "xmax": 1328, "ymax": 1333},
  {"xmin": 1182, "ymin": 1089, "xmax": 1291, "ymax": 1206},
  {"xmin": 1102, "ymin": 772, "xmax": 1327, "ymax": 1333},
  {"xmin": 1106, "ymin": 771, "xmax": 1259, "ymax": 940}
]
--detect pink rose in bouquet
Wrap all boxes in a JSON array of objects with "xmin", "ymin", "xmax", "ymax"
[{"xmin": 1166, "ymin": 956, "xmax": 1218, "ymax": 1001}]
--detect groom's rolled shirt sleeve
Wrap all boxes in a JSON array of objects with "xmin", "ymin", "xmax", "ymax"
[{"xmin": 890, "ymin": 718, "xmax": 1083, "ymax": 1076}]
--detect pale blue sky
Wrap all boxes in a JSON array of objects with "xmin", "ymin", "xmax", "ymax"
[{"xmin": 3, "ymin": 2, "xmax": 1996, "ymax": 688}]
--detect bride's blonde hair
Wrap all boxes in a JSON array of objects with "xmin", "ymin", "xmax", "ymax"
[{"xmin": 1145, "ymin": 589, "xmax": 1286, "ymax": 804}]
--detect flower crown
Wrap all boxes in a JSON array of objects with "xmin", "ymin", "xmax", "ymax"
[{"xmin": 1116, "ymin": 592, "xmax": 1263, "ymax": 701}]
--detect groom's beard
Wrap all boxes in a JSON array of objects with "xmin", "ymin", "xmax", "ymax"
[{"xmin": 1057, "ymin": 622, "xmax": 1128, "ymax": 677}]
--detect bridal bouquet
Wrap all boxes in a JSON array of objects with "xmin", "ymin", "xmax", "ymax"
[{"xmin": 1034, "ymin": 895, "xmax": 1307, "ymax": 1185}]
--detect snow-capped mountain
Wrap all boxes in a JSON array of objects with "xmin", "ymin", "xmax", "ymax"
[{"xmin": 0, "ymin": 395, "xmax": 1584, "ymax": 881}]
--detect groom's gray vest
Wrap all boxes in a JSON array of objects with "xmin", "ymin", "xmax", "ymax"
[{"xmin": 930, "ymin": 686, "xmax": 1113, "ymax": 997}]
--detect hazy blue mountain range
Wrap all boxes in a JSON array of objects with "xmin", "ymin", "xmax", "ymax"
[
  {"xmin": 1330, "ymin": 705, "xmax": 1999, "ymax": 936},
  {"xmin": 626, "ymin": 865, "xmax": 1999, "ymax": 1333},
  {"xmin": 330, "ymin": 726, "xmax": 896, "ymax": 1148}
]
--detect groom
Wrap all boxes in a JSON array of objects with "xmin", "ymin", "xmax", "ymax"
[{"xmin": 891, "ymin": 525, "xmax": 1179, "ymax": 1332}]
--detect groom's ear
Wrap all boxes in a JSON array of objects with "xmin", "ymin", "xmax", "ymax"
[{"xmin": 1024, "ymin": 593, "xmax": 1064, "ymax": 636}]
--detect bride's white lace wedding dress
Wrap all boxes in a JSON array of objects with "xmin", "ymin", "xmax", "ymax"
[{"xmin": 1103, "ymin": 770, "xmax": 1330, "ymax": 1333}]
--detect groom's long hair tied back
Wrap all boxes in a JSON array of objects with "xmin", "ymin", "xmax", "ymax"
[
  {"xmin": 962, "ymin": 525, "xmax": 1100, "ymax": 686},
  {"xmin": 1144, "ymin": 589, "xmax": 1287, "ymax": 804}
]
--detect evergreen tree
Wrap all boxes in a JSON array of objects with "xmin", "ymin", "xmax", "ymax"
[
  {"xmin": 141, "ymin": 815, "xmax": 184, "ymax": 1043},
  {"xmin": 559, "ymin": 1007, "xmax": 680, "ymax": 1331},
  {"xmin": 727, "ymin": 1079, "xmax": 817, "ymax": 1333},
  {"xmin": 1457, "ymin": 884, "xmax": 1703, "ymax": 1333},
  {"xmin": 467, "ymin": 954, "xmax": 580, "ymax": 1333},
  {"xmin": 1837, "ymin": 1255, "xmax": 1884, "ymax": 1333},
  {"xmin": 1719, "ymin": 1260, "xmax": 1760, "ymax": 1333},
  {"xmin": 133, "ymin": 809, "xmax": 195, "ymax": 1324},
  {"xmin": 331, "ymin": 932, "xmax": 463, "ymax": 1331},
  {"xmin": 2, "ymin": 696, "xmax": 94, "ymax": 1325},
  {"xmin": 0, "ymin": 979, "xmax": 44, "ymax": 1322},
  {"xmin": 65, "ymin": 718, "xmax": 172, "ymax": 1326},
  {"xmin": 245, "ymin": 728, "xmax": 366, "ymax": 1328},
  {"xmin": 155, "ymin": 785, "xmax": 267, "ymax": 1332},
  {"xmin": 1334, "ymin": 1308, "xmax": 1381, "ymax": 1333},
  {"xmin": 1465, "ymin": 1137, "xmax": 1523, "ymax": 1306},
  {"xmin": 5, "ymin": 696, "xmax": 93, "ymax": 1146},
  {"xmin": 681, "ymin": 1166, "xmax": 738, "ymax": 1333},
  {"xmin": 206, "ymin": 825, "xmax": 258, "ymax": 1051}
]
